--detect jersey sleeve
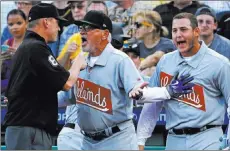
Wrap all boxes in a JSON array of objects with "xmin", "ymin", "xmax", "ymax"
[
  {"xmin": 118, "ymin": 57, "xmax": 144, "ymax": 94},
  {"xmin": 30, "ymin": 43, "xmax": 70, "ymax": 92}
]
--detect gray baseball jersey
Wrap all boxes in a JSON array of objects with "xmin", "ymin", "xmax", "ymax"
[
  {"xmin": 210, "ymin": 33, "xmax": 230, "ymax": 60},
  {"xmin": 74, "ymin": 43, "xmax": 143, "ymax": 132},
  {"xmin": 137, "ymin": 41, "xmax": 230, "ymax": 144}
]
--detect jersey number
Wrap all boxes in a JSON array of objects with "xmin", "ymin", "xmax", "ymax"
[{"xmin": 48, "ymin": 55, "xmax": 58, "ymax": 67}]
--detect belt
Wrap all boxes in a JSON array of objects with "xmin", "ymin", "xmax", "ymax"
[
  {"xmin": 81, "ymin": 126, "xmax": 120, "ymax": 141},
  {"xmin": 64, "ymin": 123, "xmax": 120, "ymax": 141},
  {"xmin": 64, "ymin": 123, "xmax": 76, "ymax": 129},
  {"xmin": 170, "ymin": 125, "xmax": 221, "ymax": 135}
]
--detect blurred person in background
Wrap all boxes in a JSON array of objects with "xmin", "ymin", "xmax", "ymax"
[
  {"xmin": 154, "ymin": 0, "xmax": 208, "ymax": 39},
  {"xmin": 111, "ymin": 22, "xmax": 130, "ymax": 50},
  {"xmin": 124, "ymin": 40, "xmax": 141, "ymax": 70},
  {"xmin": 87, "ymin": 0, "xmax": 108, "ymax": 15},
  {"xmin": 133, "ymin": 10, "xmax": 176, "ymax": 77},
  {"xmin": 200, "ymin": 1, "xmax": 230, "ymax": 14},
  {"xmin": 196, "ymin": 7, "xmax": 230, "ymax": 60},
  {"xmin": 2, "ymin": 9, "xmax": 27, "ymax": 54},
  {"xmin": 1, "ymin": 9, "xmax": 27, "ymax": 101},
  {"xmin": 108, "ymin": 0, "xmax": 165, "ymax": 37},
  {"xmin": 109, "ymin": 0, "xmax": 152, "ymax": 37},
  {"xmin": 58, "ymin": 0, "xmax": 87, "ymax": 56},
  {"xmin": 0, "ymin": 1, "xmax": 60, "ymax": 57},
  {"xmin": 1, "ymin": 1, "xmax": 40, "ymax": 45},
  {"xmin": 216, "ymin": 12, "xmax": 230, "ymax": 40},
  {"xmin": 51, "ymin": 1, "xmax": 74, "ymax": 30}
]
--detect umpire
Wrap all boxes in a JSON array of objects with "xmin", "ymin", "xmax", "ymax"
[{"xmin": 3, "ymin": 3, "xmax": 86, "ymax": 150}]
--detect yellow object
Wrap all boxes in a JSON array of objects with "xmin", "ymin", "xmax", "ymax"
[{"xmin": 57, "ymin": 33, "xmax": 82, "ymax": 61}]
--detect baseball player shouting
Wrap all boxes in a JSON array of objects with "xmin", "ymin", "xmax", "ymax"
[
  {"xmin": 136, "ymin": 12, "xmax": 230, "ymax": 150},
  {"xmin": 56, "ymin": 10, "xmax": 195, "ymax": 150}
]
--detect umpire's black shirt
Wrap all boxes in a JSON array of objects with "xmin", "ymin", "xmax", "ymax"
[{"xmin": 3, "ymin": 30, "xmax": 70, "ymax": 135}]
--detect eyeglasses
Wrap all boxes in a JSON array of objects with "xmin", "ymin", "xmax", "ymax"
[
  {"xmin": 79, "ymin": 25, "xmax": 98, "ymax": 32},
  {"xmin": 134, "ymin": 21, "xmax": 152, "ymax": 29},
  {"xmin": 71, "ymin": 3, "xmax": 85, "ymax": 9},
  {"xmin": 15, "ymin": 2, "xmax": 32, "ymax": 6}
]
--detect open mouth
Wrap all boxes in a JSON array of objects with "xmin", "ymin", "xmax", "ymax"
[
  {"xmin": 82, "ymin": 37, "xmax": 87, "ymax": 46},
  {"xmin": 177, "ymin": 40, "xmax": 186, "ymax": 47}
]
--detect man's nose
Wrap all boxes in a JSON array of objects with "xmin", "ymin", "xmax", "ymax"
[{"xmin": 175, "ymin": 31, "xmax": 182, "ymax": 38}]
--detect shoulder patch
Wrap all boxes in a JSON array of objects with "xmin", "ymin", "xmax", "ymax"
[{"xmin": 48, "ymin": 55, "xmax": 58, "ymax": 67}]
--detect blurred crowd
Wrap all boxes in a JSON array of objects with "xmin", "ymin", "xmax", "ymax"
[{"xmin": 1, "ymin": 0, "xmax": 230, "ymax": 104}]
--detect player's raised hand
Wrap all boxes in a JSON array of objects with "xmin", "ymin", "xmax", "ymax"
[{"xmin": 166, "ymin": 72, "xmax": 194, "ymax": 98}]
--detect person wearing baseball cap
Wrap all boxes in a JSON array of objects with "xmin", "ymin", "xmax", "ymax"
[
  {"xmin": 123, "ymin": 39, "xmax": 141, "ymax": 69},
  {"xmin": 196, "ymin": 7, "xmax": 230, "ymax": 60},
  {"xmin": 2, "ymin": 3, "xmax": 86, "ymax": 150},
  {"xmin": 65, "ymin": 10, "xmax": 145, "ymax": 150},
  {"xmin": 111, "ymin": 23, "xmax": 130, "ymax": 50}
]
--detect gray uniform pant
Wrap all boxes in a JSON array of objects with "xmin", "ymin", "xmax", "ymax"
[
  {"xmin": 5, "ymin": 126, "xmax": 52, "ymax": 150},
  {"xmin": 166, "ymin": 126, "xmax": 223, "ymax": 150}
]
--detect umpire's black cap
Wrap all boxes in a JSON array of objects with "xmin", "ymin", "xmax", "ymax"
[{"xmin": 28, "ymin": 3, "xmax": 68, "ymax": 22}]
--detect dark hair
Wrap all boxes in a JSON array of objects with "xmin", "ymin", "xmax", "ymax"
[
  {"xmin": 7, "ymin": 9, "xmax": 27, "ymax": 21},
  {"xmin": 87, "ymin": 1, "xmax": 108, "ymax": 15},
  {"xmin": 173, "ymin": 13, "xmax": 198, "ymax": 29}
]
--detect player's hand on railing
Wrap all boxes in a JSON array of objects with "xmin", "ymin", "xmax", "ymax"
[{"xmin": 166, "ymin": 72, "xmax": 194, "ymax": 98}]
